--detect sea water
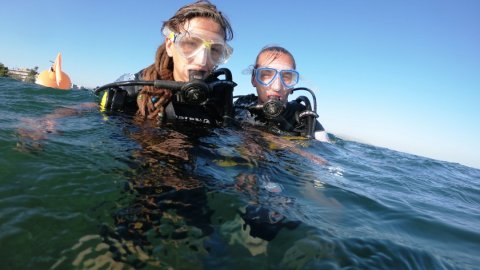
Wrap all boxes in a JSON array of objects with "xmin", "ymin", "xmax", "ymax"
[{"xmin": 0, "ymin": 77, "xmax": 479, "ymax": 270}]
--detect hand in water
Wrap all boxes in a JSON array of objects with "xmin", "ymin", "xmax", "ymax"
[{"xmin": 16, "ymin": 103, "xmax": 97, "ymax": 152}]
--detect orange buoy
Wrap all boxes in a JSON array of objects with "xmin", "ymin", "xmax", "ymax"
[{"xmin": 36, "ymin": 53, "xmax": 72, "ymax": 90}]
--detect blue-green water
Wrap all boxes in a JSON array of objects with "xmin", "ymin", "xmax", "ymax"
[{"xmin": 1, "ymin": 77, "xmax": 479, "ymax": 270}]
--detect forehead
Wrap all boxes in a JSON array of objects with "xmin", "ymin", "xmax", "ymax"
[
  {"xmin": 182, "ymin": 17, "xmax": 224, "ymax": 39},
  {"xmin": 256, "ymin": 52, "xmax": 294, "ymax": 69}
]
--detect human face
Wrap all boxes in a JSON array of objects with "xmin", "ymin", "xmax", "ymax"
[
  {"xmin": 166, "ymin": 17, "xmax": 227, "ymax": 82},
  {"xmin": 252, "ymin": 52, "xmax": 296, "ymax": 104}
]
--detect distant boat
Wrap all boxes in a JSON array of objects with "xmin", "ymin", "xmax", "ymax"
[{"xmin": 36, "ymin": 53, "xmax": 72, "ymax": 90}]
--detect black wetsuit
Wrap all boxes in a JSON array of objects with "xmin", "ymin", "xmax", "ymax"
[
  {"xmin": 103, "ymin": 69, "xmax": 234, "ymax": 126},
  {"xmin": 234, "ymin": 94, "xmax": 325, "ymax": 137}
]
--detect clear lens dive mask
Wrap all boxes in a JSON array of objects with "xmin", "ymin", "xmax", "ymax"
[
  {"xmin": 254, "ymin": 67, "xmax": 299, "ymax": 88},
  {"xmin": 164, "ymin": 28, "xmax": 233, "ymax": 66}
]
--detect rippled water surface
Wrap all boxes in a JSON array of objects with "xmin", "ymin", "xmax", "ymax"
[{"xmin": 1, "ymin": 78, "xmax": 479, "ymax": 270}]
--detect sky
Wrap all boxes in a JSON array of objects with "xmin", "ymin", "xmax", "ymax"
[{"xmin": 1, "ymin": 0, "xmax": 479, "ymax": 169}]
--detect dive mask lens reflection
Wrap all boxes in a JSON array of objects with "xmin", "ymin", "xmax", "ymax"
[
  {"xmin": 172, "ymin": 32, "xmax": 233, "ymax": 65},
  {"xmin": 255, "ymin": 68, "xmax": 299, "ymax": 88}
]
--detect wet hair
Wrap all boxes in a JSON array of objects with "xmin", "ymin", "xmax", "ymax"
[
  {"xmin": 254, "ymin": 45, "xmax": 296, "ymax": 70},
  {"xmin": 138, "ymin": 0, "xmax": 233, "ymax": 121},
  {"xmin": 162, "ymin": 0, "xmax": 233, "ymax": 42}
]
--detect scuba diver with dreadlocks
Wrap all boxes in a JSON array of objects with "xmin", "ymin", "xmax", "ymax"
[
  {"xmin": 89, "ymin": 1, "xmax": 244, "ymax": 267},
  {"xmin": 95, "ymin": 1, "xmax": 236, "ymax": 127},
  {"xmin": 234, "ymin": 45, "xmax": 330, "ymax": 142},
  {"xmin": 19, "ymin": 1, "xmax": 236, "ymax": 145}
]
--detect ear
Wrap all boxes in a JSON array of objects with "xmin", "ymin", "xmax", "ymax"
[
  {"xmin": 251, "ymin": 72, "xmax": 256, "ymax": 87},
  {"xmin": 165, "ymin": 38, "xmax": 174, "ymax": 57}
]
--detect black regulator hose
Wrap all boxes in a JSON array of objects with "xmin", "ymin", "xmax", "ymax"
[
  {"xmin": 211, "ymin": 68, "xmax": 233, "ymax": 82},
  {"xmin": 295, "ymin": 96, "xmax": 316, "ymax": 139},
  {"xmin": 291, "ymin": 87, "xmax": 317, "ymax": 113},
  {"xmin": 94, "ymin": 69, "xmax": 234, "ymax": 97},
  {"xmin": 291, "ymin": 88, "xmax": 318, "ymax": 139},
  {"xmin": 94, "ymin": 80, "xmax": 184, "ymax": 96},
  {"xmin": 209, "ymin": 68, "xmax": 235, "ymax": 126}
]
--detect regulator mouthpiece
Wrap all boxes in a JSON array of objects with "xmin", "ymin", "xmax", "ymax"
[
  {"xmin": 180, "ymin": 70, "xmax": 209, "ymax": 104},
  {"xmin": 189, "ymin": 70, "xmax": 207, "ymax": 80},
  {"xmin": 263, "ymin": 98, "xmax": 285, "ymax": 119}
]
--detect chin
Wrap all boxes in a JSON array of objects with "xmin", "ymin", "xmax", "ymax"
[{"xmin": 175, "ymin": 73, "xmax": 189, "ymax": 82}]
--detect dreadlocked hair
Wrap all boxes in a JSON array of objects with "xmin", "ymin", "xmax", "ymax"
[
  {"xmin": 137, "ymin": 1, "xmax": 233, "ymax": 123},
  {"xmin": 138, "ymin": 44, "xmax": 174, "ymax": 121}
]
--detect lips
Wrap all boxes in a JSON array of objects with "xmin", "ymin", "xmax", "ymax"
[
  {"xmin": 188, "ymin": 67, "xmax": 208, "ymax": 73},
  {"xmin": 267, "ymin": 92, "xmax": 282, "ymax": 99}
]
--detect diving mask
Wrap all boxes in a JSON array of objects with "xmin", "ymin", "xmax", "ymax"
[
  {"xmin": 254, "ymin": 67, "xmax": 299, "ymax": 88},
  {"xmin": 164, "ymin": 28, "xmax": 233, "ymax": 66}
]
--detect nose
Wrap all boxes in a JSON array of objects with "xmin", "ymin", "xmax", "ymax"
[
  {"xmin": 270, "ymin": 75, "xmax": 284, "ymax": 92},
  {"xmin": 192, "ymin": 47, "xmax": 208, "ymax": 66}
]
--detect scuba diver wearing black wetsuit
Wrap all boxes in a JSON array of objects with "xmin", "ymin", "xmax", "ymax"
[{"xmin": 234, "ymin": 92, "xmax": 327, "ymax": 140}]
